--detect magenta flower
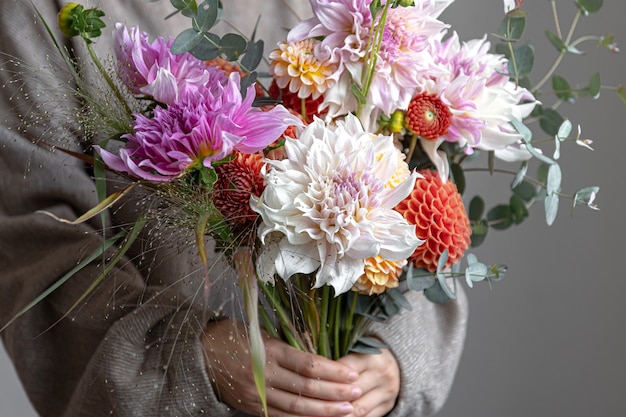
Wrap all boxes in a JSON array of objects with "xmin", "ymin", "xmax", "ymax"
[
  {"xmin": 97, "ymin": 73, "xmax": 301, "ymax": 182},
  {"xmin": 113, "ymin": 23, "xmax": 226, "ymax": 104}
]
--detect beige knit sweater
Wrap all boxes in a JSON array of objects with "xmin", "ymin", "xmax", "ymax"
[{"xmin": 0, "ymin": 1, "xmax": 468, "ymax": 416}]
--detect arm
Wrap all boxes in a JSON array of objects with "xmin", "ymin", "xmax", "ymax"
[{"xmin": 0, "ymin": 1, "xmax": 231, "ymax": 416}]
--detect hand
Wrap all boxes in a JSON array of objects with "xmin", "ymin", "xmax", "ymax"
[
  {"xmin": 201, "ymin": 320, "xmax": 363, "ymax": 416},
  {"xmin": 337, "ymin": 348, "xmax": 401, "ymax": 417}
]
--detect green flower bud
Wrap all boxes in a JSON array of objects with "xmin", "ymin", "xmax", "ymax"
[{"xmin": 57, "ymin": 3, "xmax": 81, "ymax": 37}]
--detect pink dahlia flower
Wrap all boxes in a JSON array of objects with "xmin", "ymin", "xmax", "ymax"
[
  {"xmin": 113, "ymin": 23, "xmax": 226, "ymax": 105},
  {"xmin": 97, "ymin": 73, "xmax": 301, "ymax": 182}
]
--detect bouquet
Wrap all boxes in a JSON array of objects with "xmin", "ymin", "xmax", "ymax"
[{"xmin": 5, "ymin": 0, "xmax": 621, "ymax": 413}]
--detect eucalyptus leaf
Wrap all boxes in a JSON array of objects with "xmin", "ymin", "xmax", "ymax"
[
  {"xmin": 424, "ymin": 280, "xmax": 453, "ymax": 304},
  {"xmin": 576, "ymin": 0, "xmax": 603, "ymax": 15},
  {"xmin": 241, "ymin": 39, "xmax": 264, "ymax": 72},
  {"xmin": 469, "ymin": 196, "xmax": 485, "ymax": 221},
  {"xmin": 540, "ymin": 108, "xmax": 565, "ymax": 136},
  {"xmin": 171, "ymin": 28, "xmax": 203, "ymax": 54},
  {"xmin": 170, "ymin": 0, "xmax": 199, "ymax": 17},
  {"xmin": 588, "ymin": 72, "xmax": 601, "ymax": 99},
  {"xmin": 509, "ymin": 194, "xmax": 529, "ymax": 225},
  {"xmin": 498, "ymin": 16, "xmax": 526, "ymax": 42},
  {"xmin": 406, "ymin": 265, "xmax": 436, "ymax": 291},
  {"xmin": 487, "ymin": 204, "xmax": 513, "ymax": 230},
  {"xmin": 220, "ymin": 33, "xmax": 247, "ymax": 61},
  {"xmin": 511, "ymin": 161, "xmax": 528, "ymax": 189},
  {"xmin": 544, "ymin": 194, "xmax": 559, "ymax": 225},
  {"xmin": 190, "ymin": 32, "xmax": 220, "ymax": 60},
  {"xmin": 573, "ymin": 186, "xmax": 600, "ymax": 209},
  {"xmin": 513, "ymin": 180, "xmax": 537, "ymax": 203},
  {"xmin": 470, "ymin": 220, "xmax": 488, "ymax": 248},
  {"xmin": 545, "ymin": 30, "xmax": 567, "ymax": 52},
  {"xmin": 511, "ymin": 44, "xmax": 534, "ymax": 78},
  {"xmin": 465, "ymin": 260, "xmax": 488, "ymax": 288},
  {"xmin": 617, "ymin": 86, "xmax": 626, "ymax": 104},
  {"xmin": 451, "ymin": 163, "xmax": 465, "ymax": 195},
  {"xmin": 556, "ymin": 119, "xmax": 573, "ymax": 140},
  {"xmin": 194, "ymin": 0, "xmax": 219, "ymax": 32},
  {"xmin": 546, "ymin": 163, "xmax": 562, "ymax": 195},
  {"xmin": 385, "ymin": 287, "xmax": 413, "ymax": 311},
  {"xmin": 552, "ymin": 75, "xmax": 572, "ymax": 101}
]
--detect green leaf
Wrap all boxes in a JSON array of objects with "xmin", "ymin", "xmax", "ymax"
[
  {"xmin": 588, "ymin": 72, "xmax": 601, "ymax": 99},
  {"xmin": 576, "ymin": 0, "xmax": 603, "ymax": 15},
  {"xmin": 511, "ymin": 44, "xmax": 534, "ymax": 77},
  {"xmin": 513, "ymin": 180, "xmax": 537, "ymax": 203},
  {"xmin": 573, "ymin": 186, "xmax": 600, "ymax": 210},
  {"xmin": 193, "ymin": 0, "xmax": 219, "ymax": 32},
  {"xmin": 241, "ymin": 39, "xmax": 264, "ymax": 72},
  {"xmin": 468, "ymin": 196, "xmax": 485, "ymax": 221},
  {"xmin": 465, "ymin": 255, "xmax": 488, "ymax": 288},
  {"xmin": 556, "ymin": 119, "xmax": 573, "ymax": 140},
  {"xmin": 545, "ymin": 30, "xmax": 567, "ymax": 52},
  {"xmin": 540, "ymin": 108, "xmax": 565, "ymax": 136},
  {"xmin": 405, "ymin": 265, "xmax": 436, "ymax": 291},
  {"xmin": 424, "ymin": 280, "xmax": 453, "ymax": 304},
  {"xmin": 545, "ymin": 194, "xmax": 559, "ymax": 225},
  {"xmin": 220, "ymin": 33, "xmax": 248, "ymax": 61},
  {"xmin": 487, "ymin": 204, "xmax": 513, "ymax": 230},
  {"xmin": 552, "ymin": 75, "xmax": 573, "ymax": 101},
  {"xmin": 546, "ymin": 163, "xmax": 562, "ymax": 195},
  {"xmin": 498, "ymin": 16, "xmax": 526, "ymax": 42},
  {"xmin": 470, "ymin": 220, "xmax": 489, "ymax": 248},
  {"xmin": 170, "ymin": 0, "xmax": 199, "ymax": 16},
  {"xmin": 450, "ymin": 163, "xmax": 466, "ymax": 195},
  {"xmin": 511, "ymin": 161, "xmax": 528, "ymax": 189},
  {"xmin": 171, "ymin": 28, "xmax": 203, "ymax": 54},
  {"xmin": 617, "ymin": 86, "xmax": 626, "ymax": 104},
  {"xmin": 190, "ymin": 33, "xmax": 220, "ymax": 60},
  {"xmin": 509, "ymin": 194, "xmax": 529, "ymax": 225}
]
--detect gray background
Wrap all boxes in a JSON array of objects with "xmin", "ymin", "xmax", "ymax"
[{"xmin": 2, "ymin": 1, "xmax": 625, "ymax": 416}]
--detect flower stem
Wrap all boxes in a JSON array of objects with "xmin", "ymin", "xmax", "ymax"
[
  {"xmin": 85, "ymin": 42, "xmax": 133, "ymax": 116},
  {"xmin": 318, "ymin": 285, "xmax": 331, "ymax": 358}
]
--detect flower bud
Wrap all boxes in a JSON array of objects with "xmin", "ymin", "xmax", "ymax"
[{"xmin": 57, "ymin": 3, "xmax": 81, "ymax": 37}]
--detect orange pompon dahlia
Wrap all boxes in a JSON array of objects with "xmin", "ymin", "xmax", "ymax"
[
  {"xmin": 405, "ymin": 93, "xmax": 451, "ymax": 141},
  {"xmin": 213, "ymin": 152, "xmax": 266, "ymax": 231},
  {"xmin": 353, "ymin": 257, "xmax": 406, "ymax": 295},
  {"xmin": 395, "ymin": 169, "xmax": 471, "ymax": 272}
]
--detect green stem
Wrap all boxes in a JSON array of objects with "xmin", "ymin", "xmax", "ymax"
[
  {"xmin": 85, "ymin": 42, "xmax": 133, "ymax": 116},
  {"xmin": 259, "ymin": 282, "xmax": 305, "ymax": 350},
  {"xmin": 533, "ymin": 10, "xmax": 582, "ymax": 94},
  {"xmin": 318, "ymin": 285, "xmax": 331, "ymax": 358},
  {"xmin": 341, "ymin": 293, "xmax": 358, "ymax": 357}
]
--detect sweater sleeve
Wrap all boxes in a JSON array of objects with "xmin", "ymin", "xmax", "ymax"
[
  {"xmin": 0, "ymin": 1, "xmax": 234, "ymax": 416},
  {"xmin": 367, "ymin": 288, "xmax": 468, "ymax": 417}
]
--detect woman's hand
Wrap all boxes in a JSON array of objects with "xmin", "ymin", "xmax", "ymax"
[
  {"xmin": 338, "ymin": 348, "xmax": 401, "ymax": 417},
  {"xmin": 201, "ymin": 320, "xmax": 363, "ymax": 416}
]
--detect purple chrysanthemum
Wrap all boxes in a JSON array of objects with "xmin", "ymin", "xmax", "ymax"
[
  {"xmin": 113, "ymin": 23, "xmax": 226, "ymax": 104},
  {"xmin": 97, "ymin": 73, "xmax": 301, "ymax": 182}
]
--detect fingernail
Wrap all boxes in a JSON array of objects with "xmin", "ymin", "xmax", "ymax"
[
  {"xmin": 339, "ymin": 402, "xmax": 354, "ymax": 414},
  {"xmin": 348, "ymin": 371, "xmax": 359, "ymax": 381},
  {"xmin": 351, "ymin": 386, "xmax": 362, "ymax": 399}
]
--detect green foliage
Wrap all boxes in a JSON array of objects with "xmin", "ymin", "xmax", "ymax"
[{"xmin": 575, "ymin": 0, "xmax": 603, "ymax": 15}]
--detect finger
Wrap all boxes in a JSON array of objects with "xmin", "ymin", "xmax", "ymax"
[
  {"xmin": 268, "ymin": 339, "xmax": 359, "ymax": 383},
  {"xmin": 267, "ymin": 367, "xmax": 362, "ymax": 401},
  {"xmin": 265, "ymin": 386, "xmax": 355, "ymax": 417}
]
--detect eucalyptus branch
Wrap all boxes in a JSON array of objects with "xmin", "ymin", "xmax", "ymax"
[{"xmin": 532, "ymin": 9, "xmax": 582, "ymax": 93}]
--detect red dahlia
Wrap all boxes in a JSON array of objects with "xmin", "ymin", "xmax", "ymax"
[{"xmin": 405, "ymin": 93, "xmax": 451, "ymax": 141}]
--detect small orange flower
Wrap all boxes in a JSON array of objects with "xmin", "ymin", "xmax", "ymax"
[
  {"xmin": 395, "ymin": 169, "xmax": 471, "ymax": 272},
  {"xmin": 353, "ymin": 257, "xmax": 406, "ymax": 295},
  {"xmin": 405, "ymin": 93, "xmax": 451, "ymax": 140},
  {"xmin": 214, "ymin": 152, "xmax": 266, "ymax": 232}
]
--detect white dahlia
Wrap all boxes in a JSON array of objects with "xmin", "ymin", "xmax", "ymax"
[{"xmin": 251, "ymin": 114, "xmax": 423, "ymax": 295}]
